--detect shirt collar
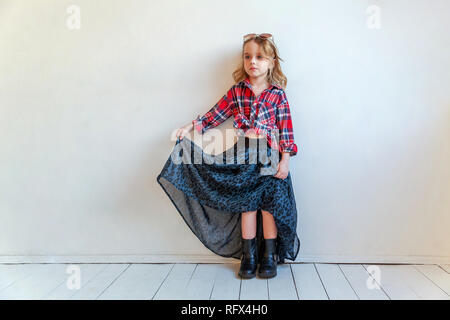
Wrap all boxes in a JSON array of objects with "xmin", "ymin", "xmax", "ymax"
[{"xmin": 242, "ymin": 77, "xmax": 282, "ymax": 90}]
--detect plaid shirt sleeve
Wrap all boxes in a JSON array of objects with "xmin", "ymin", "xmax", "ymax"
[
  {"xmin": 276, "ymin": 91, "xmax": 298, "ymax": 157},
  {"xmin": 192, "ymin": 87, "xmax": 234, "ymax": 134}
]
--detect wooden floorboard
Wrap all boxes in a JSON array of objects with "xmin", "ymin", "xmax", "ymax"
[
  {"xmin": 339, "ymin": 264, "xmax": 389, "ymax": 300},
  {"xmin": 152, "ymin": 263, "xmax": 197, "ymax": 300},
  {"xmin": 44, "ymin": 264, "xmax": 108, "ymax": 300},
  {"xmin": 414, "ymin": 264, "xmax": 450, "ymax": 296},
  {"xmin": 69, "ymin": 264, "xmax": 130, "ymax": 300},
  {"xmin": 290, "ymin": 263, "xmax": 328, "ymax": 299},
  {"xmin": 439, "ymin": 264, "xmax": 450, "ymax": 274},
  {"xmin": 0, "ymin": 263, "xmax": 448, "ymax": 300},
  {"xmin": 315, "ymin": 263, "xmax": 359, "ymax": 300},
  {"xmin": 267, "ymin": 265, "xmax": 298, "ymax": 300},
  {"xmin": 209, "ymin": 263, "xmax": 241, "ymax": 300},
  {"xmin": 184, "ymin": 264, "xmax": 222, "ymax": 300},
  {"xmin": 0, "ymin": 264, "xmax": 68, "ymax": 300},
  {"xmin": 239, "ymin": 275, "xmax": 268, "ymax": 300},
  {"xmin": 0, "ymin": 264, "xmax": 44, "ymax": 292},
  {"xmin": 362, "ymin": 264, "xmax": 449, "ymax": 300},
  {"xmin": 98, "ymin": 264, "xmax": 173, "ymax": 300}
]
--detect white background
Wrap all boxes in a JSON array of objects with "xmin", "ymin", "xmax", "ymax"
[{"xmin": 0, "ymin": 0, "xmax": 449, "ymax": 263}]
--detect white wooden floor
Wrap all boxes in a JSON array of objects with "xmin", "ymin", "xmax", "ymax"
[{"xmin": 0, "ymin": 263, "xmax": 449, "ymax": 300}]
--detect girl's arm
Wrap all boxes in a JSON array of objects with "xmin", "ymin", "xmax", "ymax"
[
  {"xmin": 276, "ymin": 91, "xmax": 298, "ymax": 157},
  {"xmin": 281, "ymin": 152, "xmax": 291, "ymax": 161},
  {"xmin": 192, "ymin": 87, "xmax": 235, "ymax": 134}
]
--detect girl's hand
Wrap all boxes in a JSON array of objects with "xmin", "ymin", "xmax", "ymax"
[
  {"xmin": 175, "ymin": 122, "xmax": 193, "ymax": 141},
  {"xmin": 273, "ymin": 159, "xmax": 289, "ymax": 179}
]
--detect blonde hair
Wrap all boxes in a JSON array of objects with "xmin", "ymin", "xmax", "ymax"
[{"xmin": 232, "ymin": 36, "xmax": 287, "ymax": 89}]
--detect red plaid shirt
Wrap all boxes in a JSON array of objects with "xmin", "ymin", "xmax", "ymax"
[{"xmin": 192, "ymin": 77, "xmax": 298, "ymax": 156}]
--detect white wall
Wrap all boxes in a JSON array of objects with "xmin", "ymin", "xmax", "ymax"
[{"xmin": 0, "ymin": 0, "xmax": 449, "ymax": 263}]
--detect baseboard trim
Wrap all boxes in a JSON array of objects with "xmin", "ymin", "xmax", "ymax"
[
  {"xmin": 297, "ymin": 254, "xmax": 450, "ymax": 264},
  {"xmin": 0, "ymin": 254, "xmax": 449, "ymax": 264}
]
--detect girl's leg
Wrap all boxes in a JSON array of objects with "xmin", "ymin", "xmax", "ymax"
[
  {"xmin": 241, "ymin": 210, "xmax": 257, "ymax": 239},
  {"xmin": 261, "ymin": 210, "xmax": 277, "ymax": 239},
  {"xmin": 239, "ymin": 210, "xmax": 258, "ymax": 279},
  {"xmin": 258, "ymin": 210, "xmax": 278, "ymax": 278}
]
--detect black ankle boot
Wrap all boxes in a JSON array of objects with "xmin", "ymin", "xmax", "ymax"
[
  {"xmin": 238, "ymin": 237, "xmax": 258, "ymax": 279},
  {"xmin": 257, "ymin": 238, "xmax": 277, "ymax": 278}
]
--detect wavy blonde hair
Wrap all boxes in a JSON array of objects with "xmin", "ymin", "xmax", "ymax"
[{"xmin": 232, "ymin": 36, "xmax": 287, "ymax": 89}]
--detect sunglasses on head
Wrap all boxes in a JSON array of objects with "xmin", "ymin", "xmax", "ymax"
[{"xmin": 243, "ymin": 33, "xmax": 273, "ymax": 42}]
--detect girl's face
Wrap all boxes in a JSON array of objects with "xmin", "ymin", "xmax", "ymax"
[{"xmin": 243, "ymin": 40, "xmax": 274, "ymax": 82}]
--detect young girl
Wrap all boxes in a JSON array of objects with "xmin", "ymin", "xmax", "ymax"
[{"xmin": 158, "ymin": 33, "xmax": 300, "ymax": 279}]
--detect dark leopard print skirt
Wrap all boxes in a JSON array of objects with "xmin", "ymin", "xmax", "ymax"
[{"xmin": 156, "ymin": 135, "xmax": 300, "ymax": 264}]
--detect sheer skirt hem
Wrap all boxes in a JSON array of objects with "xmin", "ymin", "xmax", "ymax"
[{"xmin": 156, "ymin": 136, "xmax": 300, "ymax": 264}]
